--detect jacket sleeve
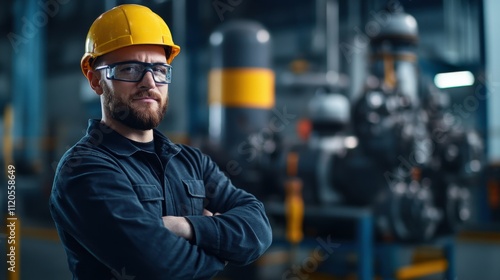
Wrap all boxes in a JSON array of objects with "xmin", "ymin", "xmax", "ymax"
[
  {"xmin": 49, "ymin": 149, "xmax": 225, "ymax": 280},
  {"xmin": 185, "ymin": 151, "xmax": 273, "ymax": 265}
]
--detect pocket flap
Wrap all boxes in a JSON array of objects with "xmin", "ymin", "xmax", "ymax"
[
  {"xmin": 132, "ymin": 184, "xmax": 163, "ymax": 201},
  {"xmin": 182, "ymin": 179, "xmax": 206, "ymax": 198}
]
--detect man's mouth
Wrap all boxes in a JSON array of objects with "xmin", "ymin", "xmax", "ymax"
[{"xmin": 133, "ymin": 95, "xmax": 159, "ymax": 103}]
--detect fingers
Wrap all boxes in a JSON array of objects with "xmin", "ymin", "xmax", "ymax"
[{"xmin": 203, "ymin": 209, "xmax": 221, "ymax": 216}]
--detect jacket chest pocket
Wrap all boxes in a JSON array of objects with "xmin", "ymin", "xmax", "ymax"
[
  {"xmin": 133, "ymin": 184, "xmax": 164, "ymax": 219},
  {"xmin": 181, "ymin": 179, "xmax": 206, "ymax": 216}
]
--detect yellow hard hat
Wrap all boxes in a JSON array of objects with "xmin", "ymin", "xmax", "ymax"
[{"xmin": 81, "ymin": 4, "xmax": 181, "ymax": 76}]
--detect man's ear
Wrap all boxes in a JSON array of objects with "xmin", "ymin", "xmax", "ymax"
[{"xmin": 86, "ymin": 70, "xmax": 104, "ymax": 95}]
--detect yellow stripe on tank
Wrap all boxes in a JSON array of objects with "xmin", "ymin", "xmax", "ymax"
[{"xmin": 209, "ymin": 68, "xmax": 275, "ymax": 109}]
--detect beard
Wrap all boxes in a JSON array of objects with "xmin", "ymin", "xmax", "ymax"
[{"xmin": 101, "ymin": 82, "xmax": 168, "ymax": 130}]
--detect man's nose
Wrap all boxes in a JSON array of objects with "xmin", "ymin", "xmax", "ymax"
[{"xmin": 138, "ymin": 70, "xmax": 156, "ymax": 88}]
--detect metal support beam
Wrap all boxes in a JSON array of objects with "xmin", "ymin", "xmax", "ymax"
[
  {"xmin": 444, "ymin": 237, "xmax": 456, "ymax": 280},
  {"xmin": 485, "ymin": 0, "xmax": 500, "ymax": 164},
  {"xmin": 168, "ymin": 0, "xmax": 188, "ymax": 138},
  {"xmin": 11, "ymin": 0, "xmax": 46, "ymax": 171},
  {"xmin": 357, "ymin": 214, "xmax": 373, "ymax": 280}
]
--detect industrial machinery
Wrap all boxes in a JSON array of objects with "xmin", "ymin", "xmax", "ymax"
[{"xmin": 203, "ymin": 2, "xmax": 484, "ymax": 245}]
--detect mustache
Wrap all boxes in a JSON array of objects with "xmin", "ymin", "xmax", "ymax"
[{"xmin": 132, "ymin": 90, "xmax": 162, "ymax": 100}]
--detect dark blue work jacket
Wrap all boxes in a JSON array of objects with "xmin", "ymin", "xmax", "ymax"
[{"xmin": 49, "ymin": 119, "xmax": 272, "ymax": 280}]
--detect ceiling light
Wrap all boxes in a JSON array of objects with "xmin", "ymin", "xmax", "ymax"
[{"xmin": 434, "ymin": 71, "xmax": 475, "ymax": 89}]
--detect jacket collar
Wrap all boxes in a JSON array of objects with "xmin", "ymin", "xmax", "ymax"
[{"xmin": 85, "ymin": 119, "xmax": 181, "ymax": 157}]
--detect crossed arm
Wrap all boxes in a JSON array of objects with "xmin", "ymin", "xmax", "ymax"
[
  {"xmin": 162, "ymin": 209, "xmax": 220, "ymax": 241},
  {"xmin": 50, "ymin": 149, "xmax": 272, "ymax": 279}
]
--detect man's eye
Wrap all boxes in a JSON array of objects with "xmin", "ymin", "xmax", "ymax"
[
  {"xmin": 118, "ymin": 65, "xmax": 141, "ymax": 73},
  {"xmin": 152, "ymin": 66, "xmax": 167, "ymax": 74}
]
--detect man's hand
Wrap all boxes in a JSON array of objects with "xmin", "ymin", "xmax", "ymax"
[
  {"xmin": 162, "ymin": 216, "xmax": 194, "ymax": 240},
  {"xmin": 162, "ymin": 209, "xmax": 222, "ymax": 240},
  {"xmin": 203, "ymin": 209, "xmax": 221, "ymax": 216}
]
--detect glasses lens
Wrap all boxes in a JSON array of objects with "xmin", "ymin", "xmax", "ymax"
[
  {"xmin": 112, "ymin": 63, "xmax": 144, "ymax": 81},
  {"xmin": 109, "ymin": 63, "xmax": 172, "ymax": 84},
  {"xmin": 150, "ymin": 64, "xmax": 171, "ymax": 83}
]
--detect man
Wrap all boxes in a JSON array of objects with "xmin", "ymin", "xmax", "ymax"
[{"xmin": 49, "ymin": 4, "xmax": 272, "ymax": 280}]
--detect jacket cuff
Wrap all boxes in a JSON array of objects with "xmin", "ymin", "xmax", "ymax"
[{"xmin": 185, "ymin": 215, "xmax": 220, "ymax": 255}]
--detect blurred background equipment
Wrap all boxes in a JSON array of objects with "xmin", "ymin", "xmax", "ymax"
[
  {"xmin": 205, "ymin": 1, "xmax": 483, "ymax": 243},
  {"xmin": 205, "ymin": 19, "xmax": 276, "ymax": 200},
  {"xmin": 202, "ymin": 1, "xmax": 486, "ymax": 279}
]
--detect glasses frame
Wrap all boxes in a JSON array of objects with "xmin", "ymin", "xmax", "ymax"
[{"xmin": 95, "ymin": 61, "xmax": 172, "ymax": 84}]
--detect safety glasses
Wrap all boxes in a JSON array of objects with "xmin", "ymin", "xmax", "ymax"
[{"xmin": 95, "ymin": 61, "xmax": 172, "ymax": 84}]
